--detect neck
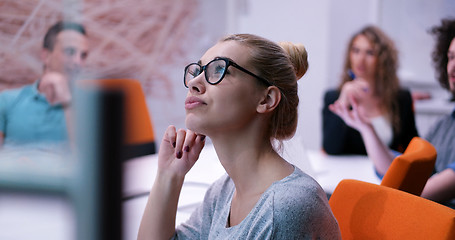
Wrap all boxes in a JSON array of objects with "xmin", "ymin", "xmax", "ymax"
[{"xmin": 209, "ymin": 120, "xmax": 293, "ymax": 196}]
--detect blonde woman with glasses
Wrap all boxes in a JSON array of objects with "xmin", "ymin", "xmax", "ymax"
[{"xmin": 138, "ymin": 34, "xmax": 340, "ymax": 239}]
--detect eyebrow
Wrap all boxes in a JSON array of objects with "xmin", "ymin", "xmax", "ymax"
[
  {"xmin": 198, "ymin": 56, "xmax": 235, "ymax": 66},
  {"xmin": 220, "ymin": 56, "xmax": 235, "ymax": 62}
]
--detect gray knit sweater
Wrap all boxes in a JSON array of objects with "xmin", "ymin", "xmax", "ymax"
[{"xmin": 173, "ymin": 167, "xmax": 341, "ymax": 239}]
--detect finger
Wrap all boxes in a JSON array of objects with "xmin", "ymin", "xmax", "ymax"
[
  {"xmin": 349, "ymin": 95, "xmax": 359, "ymax": 110},
  {"xmin": 349, "ymin": 87, "xmax": 364, "ymax": 102},
  {"xmin": 56, "ymin": 82, "xmax": 72, "ymax": 105},
  {"xmin": 338, "ymin": 102, "xmax": 355, "ymax": 124},
  {"xmin": 185, "ymin": 133, "xmax": 205, "ymax": 153},
  {"xmin": 328, "ymin": 104, "xmax": 336, "ymax": 113},
  {"xmin": 352, "ymin": 80, "xmax": 370, "ymax": 94},
  {"xmin": 197, "ymin": 134, "xmax": 206, "ymax": 144},
  {"xmin": 192, "ymin": 134, "xmax": 206, "ymax": 156},
  {"xmin": 350, "ymin": 103, "xmax": 361, "ymax": 122},
  {"xmin": 350, "ymin": 95, "xmax": 368, "ymax": 124},
  {"xmin": 175, "ymin": 129, "xmax": 187, "ymax": 159},
  {"xmin": 334, "ymin": 101, "xmax": 346, "ymax": 115},
  {"xmin": 43, "ymin": 84, "xmax": 56, "ymax": 104},
  {"xmin": 329, "ymin": 102, "xmax": 343, "ymax": 117},
  {"xmin": 162, "ymin": 125, "xmax": 177, "ymax": 147},
  {"xmin": 350, "ymin": 96, "xmax": 364, "ymax": 121},
  {"xmin": 353, "ymin": 87, "xmax": 368, "ymax": 100},
  {"xmin": 181, "ymin": 130, "xmax": 198, "ymax": 162},
  {"xmin": 182, "ymin": 130, "xmax": 197, "ymax": 153},
  {"xmin": 339, "ymin": 102, "xmax": 350, "ymax": 118},
  {"xmin": 157, "ymin": 126, "xmax": 177, "ymax": 168},
  {"xmin": 184, "ymin": 133, "xmax": 206, "ymax": 165}
]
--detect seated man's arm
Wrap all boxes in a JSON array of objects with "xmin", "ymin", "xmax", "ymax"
[
  {"xmin": 39, "ymin": 72, "xmax": 74, "ymax": 145},
  {"xmin": 421, "ymin": 166, "xmax": 455, "ymax": 203},
  {"xmin": 38, "ymin": 72, "xmax": 72, "ymax": 107}
]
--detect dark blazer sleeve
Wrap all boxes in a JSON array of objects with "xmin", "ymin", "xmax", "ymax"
[
  {"xmin": 389, "ymin": 89, "xmax": 419, "ymax": 152},
  {"xmin": 322, "ymin": 90, "xmax": 366, "ymax": 155}
]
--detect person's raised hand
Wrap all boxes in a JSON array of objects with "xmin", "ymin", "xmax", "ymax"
[
  {"xmin": 39, "ymin": 72, "xmax": 72, "ymax": 107},
  {"xmin": 157, "ymin": 125, "xmax": 206, "ymax": 178},
  {"xmin": 338, "ymin": 78, "xmax": 370, "ymax": 107},
  {"xmin": 329, "ymin": 95, "xmax": 371, "ymax": 132}
]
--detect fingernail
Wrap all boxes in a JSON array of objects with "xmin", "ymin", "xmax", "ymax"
[
  {"xmin": 184, "ymin": 146, "xmax": 190, "ymax": 152},
  {"xmin": 172, "ymin": 142, "xmax": 176, "ymax": 148},
  {"xmin": 176, "ymin": 151, "xmax": 182, "ymax": 159}
]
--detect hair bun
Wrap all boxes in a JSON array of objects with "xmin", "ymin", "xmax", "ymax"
[{"xmin": 279, "ymin": 42, "xmax": 309, "ymax": 79}]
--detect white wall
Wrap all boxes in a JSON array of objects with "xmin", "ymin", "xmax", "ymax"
[
  {"xmin": 230, "ymin": 0, "xmax": 379, "ymax": 150},
  {"xmin": 227, "ymin": 0, "xmax": 455, "ymax": 150},
  {"xmin": 227, "ymin": 0, "xmax": 330, "ymax": 150},
  {"xmin": 380, "ymin": 0, "xmax": 455, "ymax": 84}
]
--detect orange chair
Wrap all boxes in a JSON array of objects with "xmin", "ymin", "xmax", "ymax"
[
  {"xmin": 329, "ymin": 179, "xmax": 455, "ymax": 240},
  {"xmin": 381, "ymin": 137, "xmax": 437, "ymax": 196},
  {"xmin": 80, "ymin": 78, "xmax": 156, "ymax": 159}
]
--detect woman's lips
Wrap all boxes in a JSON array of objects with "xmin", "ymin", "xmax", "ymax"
[{"xmin": 185, "ymin": 96, "xmax": 206, "ymax": 110}]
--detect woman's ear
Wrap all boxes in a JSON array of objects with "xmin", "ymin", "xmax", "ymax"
[{"xmin": 257, "ymin": 86, "xmax": 281, "ymax": 113}]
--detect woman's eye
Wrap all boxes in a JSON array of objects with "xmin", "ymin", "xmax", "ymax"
[
  {"xmin": 366, "ymin": 50, "xmax": 375, "ymax": 56},
  {"xmin": 190, "ymin": 69, "xmax": 200, "ymax": 77},
  {"xmin": 214, "ymin": 65, "xmax": 225, "ymax": 74}
]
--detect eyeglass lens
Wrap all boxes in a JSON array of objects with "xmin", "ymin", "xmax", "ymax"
[{"xmin": 184, "ymin": 59, "xmax": 227, "ymax": 87}]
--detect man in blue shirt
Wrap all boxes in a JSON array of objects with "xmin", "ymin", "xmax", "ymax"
[
  {"xmin": 420, "ymin": 18, "xmax": 455, "ymax": 207},
  {"xmin": 0, "ymin": 21, "xmax": 89, "ymax": 146}
]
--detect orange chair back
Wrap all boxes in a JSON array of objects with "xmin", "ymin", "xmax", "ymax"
[
  {"xmin": 381, "ymin": 137, "xmax": 436, "ymax": 195},
  {"xmin": 79, "ymin": 78, "xmax": 156, "ymax": 158},
  {"xmin": 329, "ymin": 179, "xmax": 455, "ymax": 240}
]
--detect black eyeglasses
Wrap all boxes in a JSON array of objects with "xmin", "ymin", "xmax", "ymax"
[{"xmin": 184, "ymin": 57, "xmax": 272, "ymax": 88}]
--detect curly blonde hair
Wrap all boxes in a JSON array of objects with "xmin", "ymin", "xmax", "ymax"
[{"xmin": 339, "ymin": 25, "xmax": 401, "ymax": 132}]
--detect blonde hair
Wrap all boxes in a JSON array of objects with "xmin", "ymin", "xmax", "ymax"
[
  {"xmin": 220, "ymin": 34, "xmax": 309, "ymax": 140},
  {"xmin": 278, "ymin": 42, "xmax": 309, "ymax": 79}
]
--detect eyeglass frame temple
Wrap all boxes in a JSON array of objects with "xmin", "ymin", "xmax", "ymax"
[{"xmin": 184, "ymin": 58, "xmax": 273, "ymax": 88}]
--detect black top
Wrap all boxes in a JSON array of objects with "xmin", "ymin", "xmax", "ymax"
[{"xmin": 322, "ymin": 89, "xmax": 419, "ymax": 155}]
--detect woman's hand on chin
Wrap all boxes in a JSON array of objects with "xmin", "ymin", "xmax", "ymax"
[{"xmin": 157, "ymin": 125, "xmax": 206, "ymax": 178}]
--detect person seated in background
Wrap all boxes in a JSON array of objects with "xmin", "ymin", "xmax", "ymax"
[
  {"xmin": 327, "ymin": 19, "xmax": 455, "ymax": 208},
  {"xmin": 0, "ymin": 21, "xmax": 89, "ymax": 147},
  {"xmin": 138, "ymin": 34, "xmax": 341, "ymax": 239},
  {"xmin": 420, "ymin": 18, "xmax": 455, "ymax": 208},
  {"xmin": 322, "ymin": 25, "xmax": 419, "ymax": 177}
]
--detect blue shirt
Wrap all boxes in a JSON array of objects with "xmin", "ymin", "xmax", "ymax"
[
  {"xmin": 0, "ymin": 81, "xmax": 67, "ymax": 145},
  {"xmin": 447, "ymin": 161, "xmax": 455, "ymax": 172},
  {"xmin": 425, "ymin": 109, "xmax": 455, "ymax": 172}
]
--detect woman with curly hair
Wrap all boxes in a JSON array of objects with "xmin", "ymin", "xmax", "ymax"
[{"xmin": 322, "ymin": 25, "xmax": 419, "ymax": 177}]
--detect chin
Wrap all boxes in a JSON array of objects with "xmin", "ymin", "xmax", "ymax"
[{"xmin": 185, "ymin": 116, "xmax": 206, "ymax": 134}]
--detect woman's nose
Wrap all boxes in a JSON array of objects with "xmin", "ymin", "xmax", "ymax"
[{"xmin": 187, "ymin": 74, "xmax": 206, "ymax": 94}]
